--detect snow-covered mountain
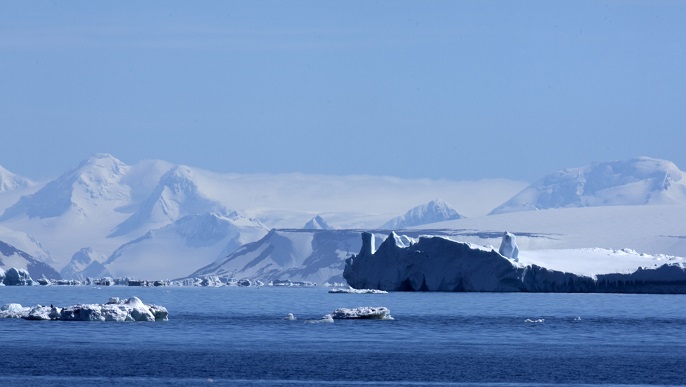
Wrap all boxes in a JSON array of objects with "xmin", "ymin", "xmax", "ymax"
[
  {"xmin": 187, "ymin": 229, "xmax": 375, "ymax": 284},
  {"xmin": 1, "ymin": 153, "xmax": 131, "ymax": 220},
  {"xmin": 60, "ymin": 247, "xmax": 111, "ymax": 281},
  {"xmin": 110, "ymin": 165, "xmax": 227, "ymax": 237},
  {"xmin": 0, "ymin": 225, "xmax": 54, "ymax": 265},
  {"xmin": 0, "ymin": 165, "xmax": 34, "ymax": 193},
  {"xmin": 104, "ymin": 212, "xmax": 269, "ymax": 279},
  {"xmin": 381, "ymin": 199, "xmax": 464, "ymax": 229},
  {"xmin": 490, "ymin": 157, "xmax": 686, "ymax": 215},
  {"xmin": 303, "ymin": 215, "xmax": 333, "ymax": 230},
  {"xmin": 0, "ymin": 240, "xmax": 60, "ymax": 280}
]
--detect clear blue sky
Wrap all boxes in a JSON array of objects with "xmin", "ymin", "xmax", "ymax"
[{"xmin": 1, "ymin": 1, "xmax": 684, "ymax": 181}]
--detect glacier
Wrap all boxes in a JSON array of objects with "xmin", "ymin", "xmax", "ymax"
[{"xmin": 343, "ymin": 232, "xmax": 686, "ymax": 293}]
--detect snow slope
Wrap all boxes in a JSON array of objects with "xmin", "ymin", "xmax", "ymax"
[
  {"xmin": 110, "ymin": 165, "xmax": 227, "ymax": 237},
  {"xmin": 0, "ymin": 165, "xmax": 34, "ymax": 194},
  {"xmin": 490, "ymin": 157, "xmax": 686, "ymax": 215},
  {"xmin": 0, "ymin": 240, "xmax": 61, "ymax": 280},
  {"xmin": 0, "ymin": 225, "xmax": 54, "ymax": 265},
  {"xmin": 105, "ymin": 212, "xmax": 269, "ymax": 279},
  {"xmin": 381, "ymin": 199, "xmax": 464, "ymax": 229}
]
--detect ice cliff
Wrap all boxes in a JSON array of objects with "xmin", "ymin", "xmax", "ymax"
[{"xmin": 343, "ymin": 232, "xmax": 686, "ymax": 293}]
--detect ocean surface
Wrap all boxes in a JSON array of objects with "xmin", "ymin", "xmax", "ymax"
[{"xmin": 0, "ymin": 286, "xmax": 684, "ymax": 386}]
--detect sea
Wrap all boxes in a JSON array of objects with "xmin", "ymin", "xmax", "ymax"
[{"xmin": 0, "ymin": 286, "xmax": 684, "ymax": 386}]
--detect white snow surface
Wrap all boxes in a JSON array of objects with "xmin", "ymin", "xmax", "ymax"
[
  {"xmin": 425, "ymin": 204, "xmax": 686, "ymax": 259},
  {"xmin": 0, "ymin": 165, "xmax": 34, "ymax": 194},
  {"xmin": 519, "ymin": 248, "xmax": 684, "ymax": 277},
  {"xmin": 490, "ymin": 157, "xmax": 686, "ymax": 214}
]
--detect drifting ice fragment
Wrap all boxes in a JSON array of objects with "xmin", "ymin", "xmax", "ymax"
[{"xmin": 332, "ymin": 306, "xmax": 393, "ymax": 320}]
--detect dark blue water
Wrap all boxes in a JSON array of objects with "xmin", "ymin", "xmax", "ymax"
[{"xmin": 1, "ymin": 287, "xmax": 685, "ymax": 386}]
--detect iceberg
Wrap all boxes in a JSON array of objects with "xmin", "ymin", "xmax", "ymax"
[
  {"xmin": 331, "ymin": 306, "xmax": 393, "ymax": 320},
  {"xmin": 343, "ymin": 232, "xmax": 686, "ymax": 293},
  {"xmin": 328, "ymin": 287, "xmax": 388, "ymax": 294},
  {"xmin": 3, "ymin": 267, "xmax": 34, "ymax": 286},
  {"xmin": 498, "ymin": 232, "xmax": 519, "ymax": 261},
  {"xmin": 305, "ymin": 314, "xmax": 334, "ymax": 323},
  {"xmin": 0, "ymin": 297, "xmax": 168, "ymax": 322}
]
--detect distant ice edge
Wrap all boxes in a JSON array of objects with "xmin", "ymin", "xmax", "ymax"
[{"xmin": 343, "ymin": 232, "xmax": 686, "ymax": 294}]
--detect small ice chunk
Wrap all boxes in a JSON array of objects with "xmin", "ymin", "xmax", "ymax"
[
  {"xmin": 328, "ymin": 288, "xmax": 388, "ymax": 294},
  {"xmin": 305, "ymin": 314, "xmax": 334, "ymax": 323},
  {"xmin": 332, "ymin": 306, "xmax": 393, "ymax": 320}
]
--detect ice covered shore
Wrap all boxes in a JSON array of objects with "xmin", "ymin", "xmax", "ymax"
[
  {"xmin": 0, "ymin": 297, "xmax": 168, "ymax": 321},
  {"xmin": 343, "ymin": 232, "xmax": 686, "ymax": 294}
]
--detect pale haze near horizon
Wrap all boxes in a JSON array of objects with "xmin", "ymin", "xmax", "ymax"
[{"xmin": 1, "ymin": 1, "xmax": 684, "ymax": 182}]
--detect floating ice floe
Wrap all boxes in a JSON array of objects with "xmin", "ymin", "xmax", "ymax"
[
  {"xmin": 328, "ymin": 287, "xmax": 388, "ymax": 294},
  {"xmin": 305, "ymin": 314, "xmax": 334, "ymax": 323},
  {"xmin": 332, "ymin": 306, "xmax": 393, "ymax": 320},
  {"xmin": 0, "ymin": 297, "xmax": 168, "ymax": 322}
]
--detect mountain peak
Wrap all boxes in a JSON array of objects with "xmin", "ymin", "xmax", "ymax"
[
  {"xmin": 0, "ymin": 165, "xmax": 34, "ymax": 193},
  {"xmin": 303, "ymin": 215, "xmax": 333, "ymax": 230},
  {"xmin": 490, "ymin": 157, "xmax": 686, "ymax": 215},
  {"xmin": 109, "ymin": 165, "xmax": 226, "ymax": 237},
  {"xmin": 0, "ymin": 154, "xmax": 131, "ymax": 220},
  {"xmin": 380, "ymin": 199, "xmax": 464, "ymax": 229}
]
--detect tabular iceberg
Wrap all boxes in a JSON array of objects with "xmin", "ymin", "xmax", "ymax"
[{"xmin": 343, "ymin": 232, "xmax": 686, "ymax": 293}]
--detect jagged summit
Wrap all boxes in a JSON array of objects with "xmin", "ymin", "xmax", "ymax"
[
  {"xmin": 303, "ymin": 215, "xmax": 333, "ymax": 230},
  {"xmin": 109, "ymin": 165, "xmax": 227, "ymax": 237},
  {"xmin": 0, "ymin": 154, "xmax": 130, "ymax": 220},
  {"xmin": 490, "ymin": 157, "xmax": 686, "ymax": 215},
  {"xmin": 60, "ymin": 247, "xmax": 111, "ymax": 281},
  {"xmin": 380, "ymin": 199, "xmax": 464, "ymax": 229},
  {"xmin": 0, "ymin": 165, "xmax": 34, "ymax": 193}
]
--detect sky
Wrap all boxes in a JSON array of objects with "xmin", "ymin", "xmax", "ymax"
[{"xmin": 1, "ymin": 1, "xmax": 685, "ymax": 182}]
